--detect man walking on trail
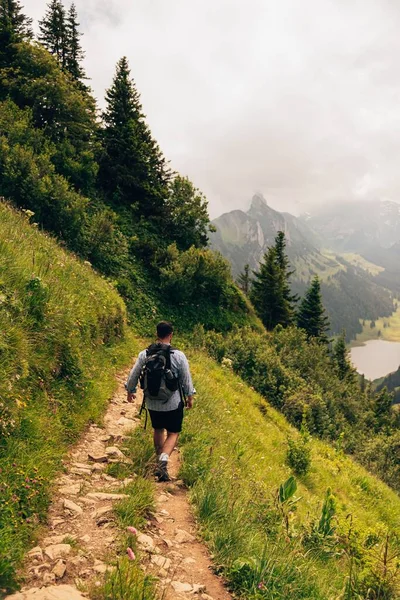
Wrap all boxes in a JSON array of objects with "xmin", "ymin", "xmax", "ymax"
[{"xmin": 125, "ymin": 321, "xmax": 195, "ymax": 482}]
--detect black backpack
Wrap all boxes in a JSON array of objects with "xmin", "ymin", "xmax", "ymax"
[{"xmin": 140, "ymin": 343, "xmax": 179, "ymax": 403}]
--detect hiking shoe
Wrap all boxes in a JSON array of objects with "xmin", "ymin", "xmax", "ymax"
[{"xmin": 157, "ymin": 459, "xmax": 171, "ymax": 482}]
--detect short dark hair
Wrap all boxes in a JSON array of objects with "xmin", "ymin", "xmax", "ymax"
[{"xmin": 157, "ymin": 321, "xmax": 174, "ymax": 339}]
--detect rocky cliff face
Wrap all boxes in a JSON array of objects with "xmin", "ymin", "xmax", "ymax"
[{"xmin": 210, "ymin": 193, "xmax": 317, "ymax": 275}]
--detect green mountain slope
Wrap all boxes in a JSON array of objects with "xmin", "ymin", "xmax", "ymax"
[
  {"xmin": 0, "ymin": 202, "xmax": 134, "ymax": 591},
  {"xmin": 180, "ymin": 351, "xmax": 400, "ymax": 599}
]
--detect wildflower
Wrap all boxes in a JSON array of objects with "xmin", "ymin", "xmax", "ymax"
[
  {"xmin": 127, "ymin": 547, "xmax": 135, "ymax": 561},
  {"xmin": 127, "ymin": 526, "xmax": 138, "ymax": 535}
]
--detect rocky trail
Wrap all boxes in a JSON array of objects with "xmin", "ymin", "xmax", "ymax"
[{"xmin": 5, "ymin": 372, "xmax": 232, "ymax": 600}]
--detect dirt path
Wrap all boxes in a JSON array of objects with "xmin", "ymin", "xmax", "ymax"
[{"xmin": 5, "ymin": 371, "xmax": 232, "ymax": 600}]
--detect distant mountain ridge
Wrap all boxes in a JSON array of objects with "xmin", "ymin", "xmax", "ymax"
[{"xmin": 210, "ymin": 194, "xmax": 397, "ymax": 339}]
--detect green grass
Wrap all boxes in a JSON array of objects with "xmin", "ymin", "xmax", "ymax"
[
  {"xmin": 0, "ymin": 202, "xmax": 139, "ymax": 594},
  {"xmin": 342, "ymin": 253, "xmax": 384, "ymax": 276},
  {"xmin": 352, "ymin": 301, "xmax": 400, "ymax": 345},
  {"xmin": 179, "ymin": 351, "xmax": 400, "ymax": 599}
]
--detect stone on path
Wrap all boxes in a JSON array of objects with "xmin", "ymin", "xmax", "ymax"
[
  {"xmin": 87, "ymin": 452, "xmax": 108, "ymax": 463},
  {"xmin": 151, "ymin": 555, "xmax": 172, "ymax": 569},
  {"xmin": 105, "ymin": 446, "xmax": 125, "ymax": 460},
  {"xmin": 86, "ymin": 492, "xmax": 128, "ymax": 501},
  {"xmin": 5, "ymin": 584, "xmax": 88, "ymax": 600},
  {"xmin": 52, "ymin": 560, "xmax": 67, "ymax": 579},
  {"xmin": 27, "ymin": 547, "xmax": 43, "ymax": 561},
  {"xmin": 44, "ymin": 544, "xmax": 71, "ymax": 561},
  {"xmin": 58, "ymin": 483, "xmax": 81, "ymax": 496},
  {"xmin": 63, "ymin": 499, "xmax": 83, "ymax": 515},
  {"xmin": 175, "ymin": 528, "xmax": 195, "ymax": 543},
  {"xmin": 137, "ymin": 533, "xmax": 155, "ymax": 550},
  {"xmin": 171, "ymin": 581, "xmax": 193, "ymax": 593}
]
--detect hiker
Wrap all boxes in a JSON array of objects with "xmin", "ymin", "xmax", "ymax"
[{"xmin": 125, "ymin": 321, "xmax": 195, "ymax": 481}]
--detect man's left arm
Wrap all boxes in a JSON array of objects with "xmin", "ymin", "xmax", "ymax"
[{"xmin": 179, "ymin": 354, "xmax": 196, "ymax": 409}]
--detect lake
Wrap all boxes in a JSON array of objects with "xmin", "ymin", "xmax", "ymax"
[{"xmin": 350, "ymin": 339, "xmax": 400, "ymax": 381}]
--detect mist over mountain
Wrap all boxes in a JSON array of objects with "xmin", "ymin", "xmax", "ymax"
[
  {"xmin": 211, "ymin": 194, "xmax": 397, "ymax": 339},
  {"xmin": 301, "ymin": 200, "xmax": 400, "ymax": 252}
]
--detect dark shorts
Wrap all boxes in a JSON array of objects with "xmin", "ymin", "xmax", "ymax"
[{"xmin": 148, "ymin": 402, "xmax": 184, "ymax": 433}]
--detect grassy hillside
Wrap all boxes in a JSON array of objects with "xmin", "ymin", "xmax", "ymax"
[
  {"xmin": 0, "ymin": 202, "xmax": 135, "ymax": 592},
  {"xmin": 352, "ymin": 301, "xmax": 400, "ymax": 344},
  {"xmin": 180, "ymin": 351, "xmax": 400, "ymax": 599}
]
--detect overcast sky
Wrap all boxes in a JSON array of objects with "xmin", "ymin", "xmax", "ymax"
[{"xmin": 23, "ymin": 0, "xmax": 400, "ymax": 218}]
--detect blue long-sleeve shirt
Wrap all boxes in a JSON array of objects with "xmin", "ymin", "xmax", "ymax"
[{"xmin": 126, "ymin": 346, "xmax": 195, "ymax": 411}]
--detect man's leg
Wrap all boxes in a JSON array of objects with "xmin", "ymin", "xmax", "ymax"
[
  {"xmin": 161, "ymin": 431, "xmax": 179, "ymax": 457},
  {"xmin": 153, "ymin": 428, "xmax": 165, "ymax": 456}
]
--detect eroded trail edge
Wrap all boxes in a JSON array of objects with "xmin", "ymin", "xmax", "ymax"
[{"xmin": 5, "ymin": 371, "xmax": 232, "ymax": 600}]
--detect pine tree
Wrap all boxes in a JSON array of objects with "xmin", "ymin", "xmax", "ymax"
[
  {"xmin": 275, "ymin": 230, "xmax": 298, "ymax": 311},
  {"xmin": 64, "ymin": 3, "xmax": 85, "ymax": 82},
  {"xmin": 0, "ymin": 0, "xmax": 32, "ymax": 48},
  {"xmin": 250, "ymin": 248, "xmax": 287, "ymax": 330},
  {"xmin": 38, "ymin": 0, "xmax": 67, "ymax": 67},
  {"xmin": 333, "ymin": 331, "xmax": 354, "ymax": 380},
  {"xmin": 237, "ymin": 264, "xmax": 251, "ymax": 295},
  {"xmin": 297, "ymin": 276, "xmax": 330, "ymax": 342},
  {"xmin": 99, "ymin": 56, "xmax": 170, "ymax": 218}
]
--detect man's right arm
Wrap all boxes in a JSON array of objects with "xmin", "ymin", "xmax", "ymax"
[{"xmin": 125, "ymin": 352, "xmax": 146, "ymax": 402}]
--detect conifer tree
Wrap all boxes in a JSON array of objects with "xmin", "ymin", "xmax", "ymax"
[
  {"xmin": 333, "ymin": 331, "xmax": 354, "ymax": 380},
  {"xmin": 251, "ymin": 248, "xmax": 287, "ymax": 330},
  {"xmin": 99, "ymin": 56, "xmax": 170, "ymax": 218},
  {"xmin": 38, "ymin": 0, "xmax": 67, "ymax": 67},
  {"xmin": 64, "ymin": 3, "xmax": 85, "ymax": 82},
  {"xmin": 250, "ymin": 232, "xmax": 296, "ymax": 330},
  {"xmin": 297, "ymin": 276, "xmax": 330, "ymax": 342},
  {"xmin": 0, "ymin": 0, "xmax": 32, "ymax": 48},
  {"xmin": 275, "ymin": 230, "xmax": 298, "ymax": 309},
  {"xmin": 237, "ymin": 264, "xmax": 251, "ymax": 295}
]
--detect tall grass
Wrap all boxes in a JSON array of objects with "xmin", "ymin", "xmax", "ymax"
[
  {"xmin": 0, "ymin": 202, "xmax": 136, "ymax": 593},
  {"xmin": 179, "ymin": 351, "xmax": 400, "ymax": 599}
]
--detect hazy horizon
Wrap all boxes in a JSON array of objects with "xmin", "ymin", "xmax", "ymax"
[{"xmin": 23, "ymin": 0, "xmax": 400, "ymax": 219}]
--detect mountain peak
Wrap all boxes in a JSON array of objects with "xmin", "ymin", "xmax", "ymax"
[{"xmin": 250, "ymin": 193, "xmax": 268, "ymax": 211}]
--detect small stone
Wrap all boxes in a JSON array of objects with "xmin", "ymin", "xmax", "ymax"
[
  {"xmin": 80, "ymin": 535, "xmax": 91, "ymax": 543},
  {"xmin": 88, "ymin": 452, "xmax": 108, "ymax": 463},
  {"xmin": 86, "ymin": 492, "xmax": 128, "ymax": 501},
  {"xmin": 157, "ymin": 494, "xmax": 169, "ymax": 503},
  {"xmin": 58, "ymin": 483, "xmax": 81, "ymax": 496},
  {"xmin": 50, "ymin": 518, "xmax": 65, "ymax": 527},
  {"xmin": 42, "ymin": 572, "xmax": 56, "ymax": 585},
  {"xmin": 201, "ymin": 595, "xmax": 215, "ymax": 600},
  {"xmin": 27, "ymin": 546, "xmax": 43, "ymax": 561},
  {"xmin": 70, "ymin": 467, "xmax": 91, "ymax": 476},
  {"xmin": 151, "ymin": 555, "xmax": 172, "ymax": 569},
  {"xmin": 93, "ymin": 562, "xmax": 107, "ymax": 574},
  {"xmin": 43, "ymin": 535, "xmax": 76, "ymax": 546},
  {"xmin": 52, "ymin": 560, "xmax": 67, "ymax": 579},
  {"xmin": 72, "ymin": 462, "xmax": 91, "ymax": 470},
  {"xmin": 44, "ymin": 544, "xmax": 71, "ymax": 560},
  {"xmin": 163, "ymin": 538, "xmax": 174, "ymax": 548},
  {"xmin": 79, "ymin": 497, "xmax": 96, "ymax": 506},
  {"xmin": 91, "ymin": 463, "xmax": 106, "ymax": 473},
  {"xmin": 137, "ymin": 533, "xmax": 155, "ymax": 550},
  {"xmin": 171, "ymin": 581, "xmax": 193, "ymax": 593},
  {"xmin": 63, "ymin": 499, "xmax": 83, "ymax": 515},
  {"xmin": 183, "ymin": 557, "xmax": 196, "ymax": 564},
  {"xmin": 93, "ymin": 505, "xmax": 113, "ymax": 519},
  {"xmin": 192, "ymin": 584, "xmax": 207, "ymax": 594},
  {"xmin": 159, "ymin": 509, "xmax": 170, "ymax": 516},
  {"xmin": 175, "ymin": 529, "xmax": 195, "ymax": 544}
]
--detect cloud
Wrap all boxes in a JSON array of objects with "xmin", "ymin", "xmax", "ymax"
[{"xmin": 23, "ymin": 0, "xmax": 400, "ymax": 217}]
